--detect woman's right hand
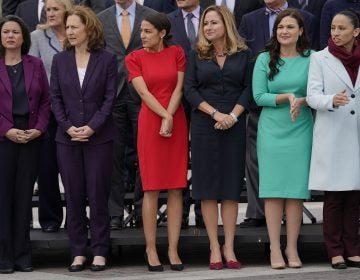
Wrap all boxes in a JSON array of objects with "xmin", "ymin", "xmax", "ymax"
[
  {"xmin": 333, "ymin": 90, "xmax": 349, "ymax": 107},
  {"xmin": 160, "ymin": 115, "xmax": 173, "ymax": 137},
  {"xmin": 5, "ymin": 128, "xmax": 28, "ymax": 144}
]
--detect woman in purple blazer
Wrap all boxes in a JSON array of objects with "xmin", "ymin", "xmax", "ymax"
[
  {"xmin": 0, "ymin": 15, "xmax": 50, "ymax": 274},
  {"xmin": 50, "ymin": 6, "xmax": 117, "ymax": 272}
]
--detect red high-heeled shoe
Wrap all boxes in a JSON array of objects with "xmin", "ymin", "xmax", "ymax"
[
  {"xmin": 209, "ymin": 251, "xmax": 223, "ymax": 270},
  {"xmin": 221, "ymin": 246, "xmax": 242, "ymax": 269}
]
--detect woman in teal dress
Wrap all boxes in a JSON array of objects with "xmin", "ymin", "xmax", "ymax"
[{"xmin": 252, "ymin": 9, "xmax": 313, "ymax": 269}]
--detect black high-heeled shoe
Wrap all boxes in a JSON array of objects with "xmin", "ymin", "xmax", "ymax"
[
  {"xmin": 144, "ymin": 252, "xmax": 164, "ymax": 272},
  {"xmin": 169, "ymin": 260, "xmax": 184, "ymax": 271}
]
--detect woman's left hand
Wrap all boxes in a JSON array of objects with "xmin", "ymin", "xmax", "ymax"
[
  {"xmin": 71, "ymin": 126, "xmax": 95, "ymax": 141},
  {"xmin": 290, "ymin": 97, "xmax": 300, "ymax": 121},
  {"xmin": 23, "ymin": 129, "xmax": 42, "ymax": 141},
  {"xmin": 214, "ymin": 114, "xmax": 236, "ymax": 130}
]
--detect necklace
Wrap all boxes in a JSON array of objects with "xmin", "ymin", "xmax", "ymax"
[
  {"xmin": 11, "ymin": 64, "xmax": 19, "ymax": 73},
  {"xmin": 214, "ymin": 50, "xmax": 228, "ymax": 57}
]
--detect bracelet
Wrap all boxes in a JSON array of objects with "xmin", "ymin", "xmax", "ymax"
[
  {"xmin": 229, "ymin": 112, "xmax": 238, "ymax": 122},
  {"xmin": 210, "ymin": 109, "xmax": 218, "ymax": 119}
]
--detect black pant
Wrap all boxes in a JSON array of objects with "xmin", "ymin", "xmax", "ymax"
[
  {"xmin": 109, "ymin": 95, "xmax": 143, "ymax": 218},
  {"xmin": 0, "ymin": 137, "xmax": 41, "ymax": 268},
  {"xmin": 37, "ymin": 113, "xmax": 63, "ymax": 228}
]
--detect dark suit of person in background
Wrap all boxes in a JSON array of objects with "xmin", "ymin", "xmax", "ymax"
[
  {"xmin": 81, "ymin": 0, "xmax": 113, "ymax": 13},
  {"xmin": 200, "ymin": 0, "xmax": 263, "ymax": 28},
  {"xmin": 238, "ymin": 0, "xmax": 315, "ymax": 228},
  {"xmin": 143, "ymin": 0, "xmax": 177, "ymax": 13},
  {"xmin": 167, "ymin": 0, "xmax": 204, "ymax": 228},
  {"xmin": 0, "ymin": 15, "xmax": 50, "ymax": 274},
  {"xmin": 288, "ymin": 0, "xmax": 327, "ymax": 50},
  {"xmin": 320, "ymin": 0, "xmax": 360, "ymax": 49},
  {"xmin": 14, "ymin": 0, "xmax": 40, "ymax": 32},
  {"xmin": 98, "ymin": 0, "xmax": 155, "ymax": 230},
  {"xmin": 50, "ymin": 6, "xmax": 117, "ymax": 271},
  {"xmin": 2, "ymin": 0, "xmax": 26, "ymax": 16}
]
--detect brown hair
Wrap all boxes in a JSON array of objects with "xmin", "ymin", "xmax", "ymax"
[
  {"xmin": 63, "ymin": 5, "xmax": 104, "ymax": 51},
  {"xmin": 196, "ymin": 5, "xmax": 247, "ymax": 60}
]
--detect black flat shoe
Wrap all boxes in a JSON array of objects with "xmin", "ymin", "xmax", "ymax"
[
  {"xmin": 90, "ymin": 264, "xmax": 106, "ymax": 272},
  {"xmin": 14, "ymin": 264, "xmax": 33, "ymax": 272},
  {"xmin": 0, "ymin": 267, "xmax": 14, "ymax": 274},
  {"xmin": 144, "ymin": 252, "xmax": 164, "ymax": 272},
  {"xmin": 331, "ymin": 261, "xmax": 347, "ymax": 269},
  {"xmin": 346, "ymin": 259, "xmax": 360, "ymax": 268},
  {"xmin": 170, "ymin": 263, "xmax": 184, "ymax": 271},
  {"xmin": 68, "ymin": 263, "xmax": 85, "ymax": 272}
]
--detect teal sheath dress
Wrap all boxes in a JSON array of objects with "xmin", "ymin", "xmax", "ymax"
[{"xmin": 252, "ymin": 52, "xmax": 313, "ymax": 199}]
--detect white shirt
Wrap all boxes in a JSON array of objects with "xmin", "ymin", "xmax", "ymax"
[
  {"xmin": 77, "ymin": 67, "xmax": 86, "ymax": 88},
  {"xmin": 215, "ymin": 0, "xmax": 235, "ymax": 12},
  {"xmin": 181, "ymin": 5, "xmax": 201, "ymax": 37},
  {"xmin": 136, "ymin": 0, "xmax": 144, "ymax": 4}
]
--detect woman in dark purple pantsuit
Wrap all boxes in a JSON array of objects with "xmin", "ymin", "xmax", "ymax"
[{"xmin": 50, "ymin": 6, "xmax": 117, "ymax": 272}]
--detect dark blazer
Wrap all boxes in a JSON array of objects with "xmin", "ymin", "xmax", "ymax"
[
  {"xmin": 143, "ymin": 0, "xmax": 177, "ymax": 13},
  {"xmin": 288, "ymin": 0, "xmax": 327, "ymax": 50},
  {"xmin": 81, "ymin": 0, "xmax": 113, "ymax": 13},
  {"xmin": 320, "ymin": 0, "xmax": 360, "ymax": 49},
  {"xmin": 15, "ymin": 0, "xmax": 39, "ymax": 32},
  {"xmin": 239, "ymin": 6, "xmax": 316, "ymax": 56},
  {"xmin": 50, "ymin": 49, "xmax": 117, "ymax": 146},
  {"xmin": 0, "ymin": 55, "xmax": 50, "ymax": 140},
  {"xmin": 200, "ymin": 0, "xmax": 263, "ymax": 28},
  {"xmin": 97, "ymin": 4, "xmax": 155, "ymax": 102},
  {"xmin": 2, "ymin": 0, "xmax": 26, "ymax": 16},
  {"xmin": 167, "ymin": 7, "xmax": 203, "ymax": 56}
]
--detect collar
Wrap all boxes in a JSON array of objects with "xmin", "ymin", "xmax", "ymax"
[
  {"xmin": 115, "ymin": 1, "xmax": 136, "ymax": 17},
  {"xmin": 265, "ymin": 2, "xmax": 288, "ymax": 15},
  {"xmin": 181, "ymin": 5, "xmax": 201, "ymax": 20}
]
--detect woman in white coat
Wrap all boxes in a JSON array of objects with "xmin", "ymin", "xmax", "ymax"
[{"xmin": 307, "ymin": 9, "xmax": 360, "ymax": 270}]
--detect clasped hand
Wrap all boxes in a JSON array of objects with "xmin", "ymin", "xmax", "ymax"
[
  {"xmin": 289, "ymin": 94, "xmax": 301, "ymax": 121},
  {"xmin": 5, "ymin": 128, "xmax": 41, "ymax": 144},
  {"xmin": 213, "ymin": 112, "xmax": 235, "ymax": 130},
  {"xmin": 67, "ymin": 126, "xmax": 94, "ymax": 142},
  {"xmin": 159, "ymin": 115, "xmax": 173, "ymax": 138}
]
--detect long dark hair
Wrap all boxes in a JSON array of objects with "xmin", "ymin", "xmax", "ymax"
[{"xmin": 264, "ymin": 9, "xmax": 310, "ymax": 80}]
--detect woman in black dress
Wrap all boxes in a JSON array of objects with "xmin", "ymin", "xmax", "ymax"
[{"xmin": 184, "ymin": 5, "xmax": 252, "ymax": 270}]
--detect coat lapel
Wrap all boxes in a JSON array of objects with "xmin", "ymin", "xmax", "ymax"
[
  {"xmin": 0, "ymin": 58, "xmax": 12, "ymax": 96},
  {"xmin": 22, "ymin": 55, "xmax": 34, "ymax": 96},
  {"xmin": 67, "ymin": 50, "xmax": 82, "ymax": 95},
  {"xmin": 130, "ymin": 4, "xmax": 144, "ymax": 49},
  {"xmin": 323, "ymin": 49, "xmax": 355, "ymax": 90},
  {"xmin": 81, "ymin": 51, "xmax": 99, "ymax": 93}
]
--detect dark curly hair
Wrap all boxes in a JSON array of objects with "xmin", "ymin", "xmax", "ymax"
[{"xmin": 264, "ymin": 9, "xmax": 310, "ymax": 80}]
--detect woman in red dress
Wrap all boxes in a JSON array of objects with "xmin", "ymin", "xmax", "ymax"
[{"xmin": 125, "ymin": 13, "xmax": 188, "ymax": 272}]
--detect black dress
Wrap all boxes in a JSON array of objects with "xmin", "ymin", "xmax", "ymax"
[{"xmin": 184, "ymin": 49, "xmax": 253, "ymax": 200}]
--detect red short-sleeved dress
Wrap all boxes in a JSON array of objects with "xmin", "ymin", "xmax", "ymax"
[{"xmin": 125, "ymin": 45, "xmax": 188, "ymax": 191}]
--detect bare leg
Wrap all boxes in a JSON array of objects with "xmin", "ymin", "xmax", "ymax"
[
  {"xmin": 167, "ymin": 189, "xmax": 183, "ymax": 264},
  {"xmin": 202, "ymin": 200, "xmax": 221, "ymax": 263},
  {"xmin": 220, "ymin": 200, "xmax": 238, "ymax": 261},
  {"xmin": 265, "ymin": 198, "xmax": 285, "ymax": 268},
  {"xmin": 284, "ymin": 199, "xmax": 303, "ymax": 267},
  {"xmin": 142, "ymin": 190, "xmax": 161, "ymax": 266}
]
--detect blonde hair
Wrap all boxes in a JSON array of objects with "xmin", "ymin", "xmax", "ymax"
[
  {"xmin": 197, "ymin": 5, "xmax": 247, "ymax": 60},
  {"xmin": 37, "ymin": 0, "xmax": 75, "ymax": 30}
]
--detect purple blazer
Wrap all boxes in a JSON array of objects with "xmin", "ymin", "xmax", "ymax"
[
  {"xmin": 0, "ymin": 55, "xmax": 50, "ymax": 141},
  {"xmin": 50, "ymin": 48, "xmax": 117, "ymax": 146}
]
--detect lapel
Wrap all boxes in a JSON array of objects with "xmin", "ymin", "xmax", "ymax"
[
  {"xmin": 261, "ymin": 10, "xmax": 270, "ymax": 44},
  {"xmin": 44, "ymin": 28, "xmax": 62, "ymax": 53},
  {"xmin": 323, "ymin": 48, "xmax": 354, "ymax": 90},
  {"xmin": 81, "ymin": 51, "xmax": 100, "ymax": 94},
  {"xmin": 0, "ymin": 58, "xmax": 12, "ymax": 96},
  {"xmin": 22, "ymin": 55, "xmax": 34, "ymax": 96},
  {"xmin": 129, "ymin": 4, "xmax": 144, "ymax": 49},
  {"xmin": 174, "ymin": 9, "xmax": 190, "ymax": 48},
  {"xmin": 67, "ymin": 50, "xmax": 82, "ymax": 95}
]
